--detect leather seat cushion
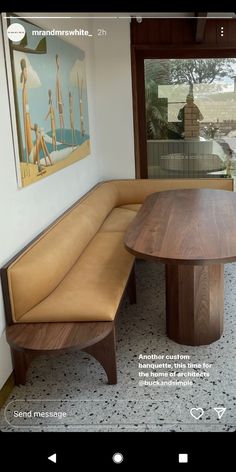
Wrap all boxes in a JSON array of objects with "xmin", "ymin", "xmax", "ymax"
[
  {"xmin": 119, "ymin": 204, "xmax": 142, "ymax": 212},
  {"xmin": 18, "ymin": 232, "xmax": 134, "ymax": 323},
  {"xmin": 99, "ymin": 208, "xmax": 138, "ymax": 232}
]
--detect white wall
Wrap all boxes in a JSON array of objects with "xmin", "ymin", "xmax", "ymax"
[
  {"xmin": 0, "ymin": 15, "xmax": 100, "ymax": 388},
  {"xmin": 93, "ymin": 18, "xmax": 135, "ymax": 179},
  {"xmin": 0, "ymin": 13, "xmax": 135, "ymax": 388}
]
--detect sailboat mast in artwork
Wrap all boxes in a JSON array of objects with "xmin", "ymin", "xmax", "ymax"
[
  {"xmin": 55, "ymin": 54, "xmax": 65, "ymax": 143},
  {"xmin": 69, "ymin": 91, "xmax": 76, "ymax": 146},
  {"xmin": 45, "ymin": 89, "xmax": 57, "ymax": 151},
  {"xmin": 77, "ymin": 72, "xmax": 85, "ymax": 136}
]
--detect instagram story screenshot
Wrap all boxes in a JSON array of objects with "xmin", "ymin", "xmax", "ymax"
[{"xmin": 0, "ymin": 7, "xmax": 235, "ymax": 467}]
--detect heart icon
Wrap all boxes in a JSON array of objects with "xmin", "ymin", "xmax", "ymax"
[{"xmin": 190, "ymin": 408, "xmax": 204, "ymax": 420}]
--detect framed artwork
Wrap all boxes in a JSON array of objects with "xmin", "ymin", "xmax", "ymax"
[{"xmin": 2, "ymin": 15, "xmax": 91, "ymax": 187}]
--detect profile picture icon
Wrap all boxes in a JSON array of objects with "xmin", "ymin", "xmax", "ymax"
[{"xmin": 7, "ymin": 23, "xmax": 26, "ymax": 42}]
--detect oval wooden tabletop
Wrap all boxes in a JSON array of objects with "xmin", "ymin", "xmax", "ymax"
[{"xmin": 124, "ymin": 188, "xmax": 236, "ymax": 265}]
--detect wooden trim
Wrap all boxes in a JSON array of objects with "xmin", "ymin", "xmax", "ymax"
[
  {"xmin": 195, "ymin": 13, "xmax": 208, "ymax": 43},
  {"xmin": 0, "ymin": 372, "xmax": 15, "ymax": 408},
  {"xmin": 130, "ymin": 46, "xmax": 140, "ymax": 178},
  {"xmin": 131, "ymin": 18, "xmax": 236, "ymax": 47},
  {"xmin": 132, "ymin": 45, "xmax": 236, "ymax": 56},
  {"xmin": 1, "ymin": 268, "xmax": 13, "ymax": 326},
  {"xmin": 131, "ymin": 48, "xmax": 147, "ymax": 178}
]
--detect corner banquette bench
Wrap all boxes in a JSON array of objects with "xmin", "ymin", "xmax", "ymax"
[{"xmin": 1, "ymin": 178, "xmax": 233, "ymax": 386}]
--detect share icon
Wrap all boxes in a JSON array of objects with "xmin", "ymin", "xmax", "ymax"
[{"xmin": 213, "ymin": 407, "xmax": 226, "ymax": 419}]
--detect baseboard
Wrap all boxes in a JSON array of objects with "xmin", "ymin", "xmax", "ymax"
[{"xmin": 0, "ymin": 372, "xmax": 15, "ymax": 408}]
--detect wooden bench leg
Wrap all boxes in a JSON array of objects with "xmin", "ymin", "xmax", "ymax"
[
  {"xmin": 127, "ymin": 264, "xmax": 136, "ymax": 304},
  {"xmin": 12, "ymin": 349, "xmax": 33, "ymax": 386},
  {"xmin": 83, "ymin": 325, "xmax": 117, "ymax": 384}
]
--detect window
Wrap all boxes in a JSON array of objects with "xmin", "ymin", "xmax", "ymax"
[{"xmin": 145, "ymin": 58, "xmax": 236, "ymax": 178}]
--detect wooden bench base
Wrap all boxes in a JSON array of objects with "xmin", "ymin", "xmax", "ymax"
[
  {"xmin": 8, "ymin": 322, "xmax": 117, "ymax": 386},
  {"xmin": 6, "ymin": 265, "xmax": 136, "ymax": 386}
]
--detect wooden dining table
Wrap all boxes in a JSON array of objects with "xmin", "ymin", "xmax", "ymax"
[{"xmin": 124, "ymin": 188, "xmax": 236, "ymax": 346}]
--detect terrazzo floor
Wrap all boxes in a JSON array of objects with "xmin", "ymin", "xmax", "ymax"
[{"xmin": 0, "ymin": 260, "xmax": 235, "ymax": 432}]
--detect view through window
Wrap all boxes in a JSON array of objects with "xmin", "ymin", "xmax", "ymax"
[{"xmin": 145, "ymin": 58, "xmax": 236, "ymax": 179}]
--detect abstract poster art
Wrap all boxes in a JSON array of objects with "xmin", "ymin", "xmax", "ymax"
[{"xmin": 3, "ymin": 15, "xmax": 91, "ymax": 187}]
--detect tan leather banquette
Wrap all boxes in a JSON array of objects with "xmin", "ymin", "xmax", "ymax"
[{"xmin": 1, "ymin": 178, "xmax": 233, "ymax": 386}]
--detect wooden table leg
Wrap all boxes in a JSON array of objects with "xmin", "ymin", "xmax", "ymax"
[{"xmin": 165, "ymin": 263, "xmax": 224, "ymax": 345}]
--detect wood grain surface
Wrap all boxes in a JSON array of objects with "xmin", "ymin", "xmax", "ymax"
[
  {"xmin": 7, "ymin": 322, "xmax": 117, "ymax": 385},
  {"xmin": 6, "ymin": 322, "xmax": 113, "ymax": 351},
  {"xmin": 166, "ymin": 263, "xmax": 224, "ymax": 345},
  {"xmin": 124, "ymin": 189, "xmax": 236, "ymax": 265}
]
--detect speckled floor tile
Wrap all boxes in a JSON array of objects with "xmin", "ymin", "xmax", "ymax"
[
  {"xmin": 0, "ymin": 260, "xmax": 235, "ymax": 432},
  {"xmin": 145, "ymin": 424, "xmax": 235, "ymax": 432}
]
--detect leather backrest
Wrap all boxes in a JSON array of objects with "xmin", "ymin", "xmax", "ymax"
[
  {"xmin": 113, "ymin": 178, "xmax": 233, "ymax": 205},
  {"xmin": 8, "ymin": 182, "xmax": 119, "ymax": 321}
]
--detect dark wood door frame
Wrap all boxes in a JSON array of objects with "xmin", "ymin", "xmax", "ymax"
[
  {"xmin": 131, "ymin": 18, "xmax": 236, "ymax": 178},
  {"xmin": 131, "ymin": 48, "xmax": 147, "ymax": 178}
]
